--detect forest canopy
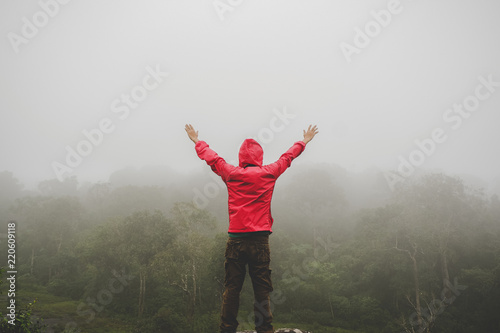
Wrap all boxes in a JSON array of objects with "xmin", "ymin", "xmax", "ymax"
[{"xmin": 0, "ymin": 166, "xmax": 499, "ymax": 333}]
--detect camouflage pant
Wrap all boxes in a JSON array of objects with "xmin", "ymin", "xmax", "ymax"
[{"xmin": 220, "ymin": 233, "xmax": 274, "ymax": 333}]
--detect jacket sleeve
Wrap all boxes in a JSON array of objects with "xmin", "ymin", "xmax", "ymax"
[
  {"xmin": 266, "ymin": 141, "xmax": 306, "ymax": 178},
  {"xmin": 195, "ymin": 141, "xmax": 234, "ymax": 181}
]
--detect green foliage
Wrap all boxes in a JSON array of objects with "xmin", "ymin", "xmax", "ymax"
[
  {"xmin": 0, "ymin": 300, "xmax": 45, "ymax": 333},
  {"xmin": 0, "ymin": 270, "xmax": 45, "ymax": 332}
]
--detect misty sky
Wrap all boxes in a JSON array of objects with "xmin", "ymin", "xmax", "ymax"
[{"xmin": 1, "ymin": 0, "xmax": 499, "ymax": 189}]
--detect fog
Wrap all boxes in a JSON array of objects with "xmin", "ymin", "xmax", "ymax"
[
  {"xmin": 2, "ymin": 3, "xmax": 500, "ymax": 331},
  {"xmin": 1, "ymin": 0, "xmax": 500, "ymax": 192}
]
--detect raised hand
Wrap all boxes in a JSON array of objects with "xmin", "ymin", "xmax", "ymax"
[
  {"xmin": 185, "ymin": 124, "xmax": 199, "ymax": 143},
  {"xmin": 302, "ymin": 125, "xmax": 319, "ymax": 144}
]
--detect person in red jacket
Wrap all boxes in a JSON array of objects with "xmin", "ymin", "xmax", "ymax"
[{"xmin": 185, "ymin": 124, "xmax": 318, "ymax": 333}]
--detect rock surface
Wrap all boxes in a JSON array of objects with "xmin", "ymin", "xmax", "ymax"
[{"xmin": 237, "ymin": 329, "xmax": 311, "ymax": 333}]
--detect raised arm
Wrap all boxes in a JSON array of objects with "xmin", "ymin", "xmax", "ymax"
[
  {"xmin": 185, "ymin": 124, "xmax": 199, "ymax": 144},
  {"xmin": 266, "ymin": 125, "xmax": 319, "ymax": 177},
  {"xmin": 185, "ymin": 124, "xmax": 235, "ymax": 181}
]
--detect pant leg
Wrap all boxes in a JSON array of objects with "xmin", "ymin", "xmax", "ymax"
[
  {"xmin": 248, "ymin": 235, "xmax": 274, "ymax": 333},
  {"xmin": 220, "ymin": 238, "xmax": 247, "ymax": 333}
]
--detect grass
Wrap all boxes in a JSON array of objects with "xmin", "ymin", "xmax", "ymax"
[
  {"xmin": 4, "ymin": 282, "xmax": 135, "ymax": 333},
  {"xmin": 3, "ymin": 280, "xmax": 364, "ymax": 333}
]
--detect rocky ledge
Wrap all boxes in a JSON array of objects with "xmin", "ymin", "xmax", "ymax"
[{"xmin": 237, "ymin": 329, "xmax": 311, "ymax": 333}]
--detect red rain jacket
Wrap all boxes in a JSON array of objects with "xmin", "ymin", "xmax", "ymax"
[{"xmin": 195, "ymin": 139, "xmax": 306, "ymax": 233}]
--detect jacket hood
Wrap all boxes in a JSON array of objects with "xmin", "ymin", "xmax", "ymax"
[{"xmin": 238, "ymin": 139, "xmax": 263, "ymax": 168}]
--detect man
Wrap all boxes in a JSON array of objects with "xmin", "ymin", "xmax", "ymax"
[{"xmin": 185, "ymin": 124, "xmax": 318, "ymax": 333}]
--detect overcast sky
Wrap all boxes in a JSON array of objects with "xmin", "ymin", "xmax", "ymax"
[{"xmin": 1, "ymin": 0, "xmax": 499, "ymax": 189}]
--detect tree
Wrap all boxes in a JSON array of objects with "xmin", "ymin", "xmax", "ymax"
[
  {"xmin": 9, "ymin": 196, "xmax": 83, "ymax": 283},
  {"xmin": 391, "ymin": 173, "xmax": 486, "ymax": 332},
  {"xmin": 0, "ymin": 171, "xmax": 24, "ymax": 215},
  {"xmin": 85, "ymin": 181, "xmax": 111, "ymax": 219},
  {"xmin": 38, "ymin": 176, "xmax": 78, "ymax": 197},
  {"xmin": 153, "ymin": 202, "xmax": 217, "ymax": 322},
  {"xmin": 103, "ymin": 185, "xmax": 170, "ymax": 218},
  {"xmin": 80, "ymin": 209, "xmax": 174, "ymax": 317},
  {"xmin": 277, "ymin": 167, "xmax": 348, "ymax": 248}
]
